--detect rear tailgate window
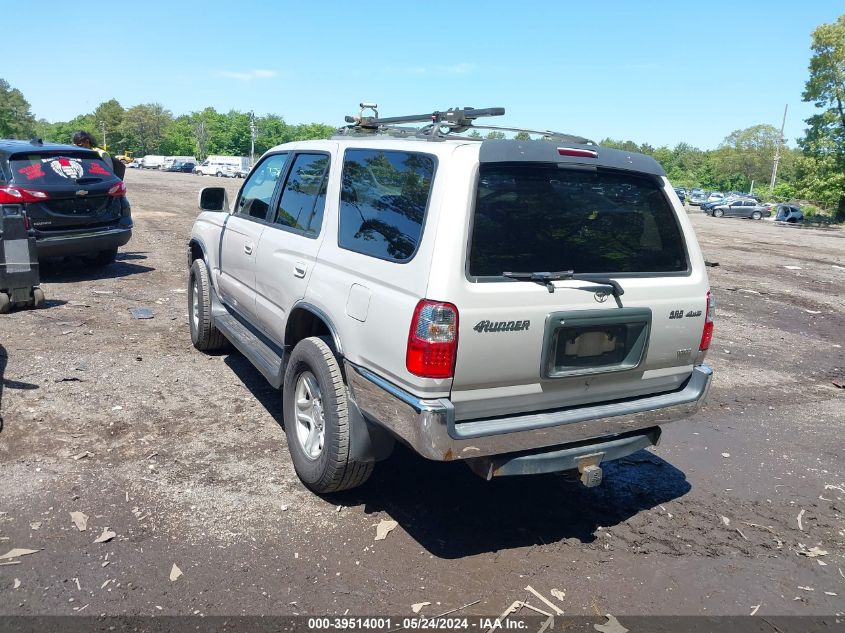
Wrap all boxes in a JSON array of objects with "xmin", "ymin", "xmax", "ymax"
[
  {"xmin": 10, "ymin": 151, "xmax": 116, "ymax": 185},
  {"xmin": 469, "ymin": 164, "xmax": 688, "ymax": 277}
]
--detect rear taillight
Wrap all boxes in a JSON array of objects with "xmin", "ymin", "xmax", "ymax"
[
  {"xmin": 0, "ymin": 186, "xmax": 49, "ymax": 204},
  {"xmin": 406, "ymin": 300, "xmax": 459, "ymax": 379},
  {"xmin": 108, "ymin": 181, "xmax": 127, "ymax": 197},
  {"xmin": 699, "ymin": 290, "xmax": 715, "ymax": 351}
]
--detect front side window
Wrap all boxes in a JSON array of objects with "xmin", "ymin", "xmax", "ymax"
[
  {"xmin": 469, "ymin": 164, "xmax": 688, "ymax": 277},
  {"xmin": 273, "ymin": 153, "xmax": 329, "ymax": 236},
  {"xmin": 234, "ymin": 153, "xmax": 288, "ymax": 220},
  {"xmin": 338, "ymin": 149, "xmax": 435, "ymax": 262}
]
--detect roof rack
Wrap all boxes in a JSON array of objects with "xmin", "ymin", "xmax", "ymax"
[{"xmin": 336, "ymin": 103, "xmax": 594, "ymax": 144}]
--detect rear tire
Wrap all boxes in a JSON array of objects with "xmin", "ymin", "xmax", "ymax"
[
  {"xmin": 32, "ymin": 287, "xmax": 45, "ymax": 308},
  {"xmin": 751, "ymin": 211, "xmax": 762, "ymax": 220},
  {"xmin": 283, "ymin": 336, "xmax": 374, "ymax": 493},
  {"xmin": 0, "ymin": 292, "xmax": 9, "ymax": 314},
  {"xmin": 82, "ymin": 249, "xmax": 117, "ymax": 267},
  {"xmin": 189, "ymin": 259, "xmax": 228, "ymax": 351}
]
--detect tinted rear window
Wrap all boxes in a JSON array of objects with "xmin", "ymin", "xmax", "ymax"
[
  {"xmin": 338, "ymin": 149, "xmax": 435, "ymax": 262},
  {"xmin": 469, "ymin": 164, "xmax": 688, "ymax": 277},
  {"xmin": 9, "ymin": 152, "xmax": 115, "ymax": 185}
]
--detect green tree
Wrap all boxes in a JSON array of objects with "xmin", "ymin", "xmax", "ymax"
[
  {"xmin": 161, "ymin": 115, "xmax": 197, "ymax": 156},
  {"xmin": 93, "ymin": 99, "xmax": 126, "ymax": 151},
  {"xmin": 712, "ymin": 124, "xmax": 780, "ymax": 190},
  {"xmin": 121, "ymin": 103, "xmax": 172, "ymax": 155},
  {"xmin": 801, "ymin": 13, "xmax": 845, "ymax": 219},
  {"xmin": 0, "ymin": 78, "xmax": 36, "ymax": 138}
]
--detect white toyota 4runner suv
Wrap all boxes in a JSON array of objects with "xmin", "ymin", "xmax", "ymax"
[{"xmin": 187, "ymin": 106, "xmax": 714, "ymax": 494}]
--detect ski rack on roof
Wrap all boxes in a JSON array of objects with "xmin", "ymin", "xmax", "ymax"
[{"xmin": 336, "ymin": 103, "xmax": 595, "ymax": 144}]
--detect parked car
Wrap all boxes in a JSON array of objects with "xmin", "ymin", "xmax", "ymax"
[
  {"xmin": 775, "ymin": 204, "xmax": 803, "ymax": 223},
  {"xmin": 706, "ymin": 192, "xmax": 725, "ymax": 203},
  {"xmin": 706, "ymin": 199, "xmax": 771, "ymax": 220},
  {"xmin": 674, "ymin": 187, "xmax": 686, "ymax": 204},
  {"xmin": 165, "ymin": 160, "xmax": 196, "ymax": 173},
  {"xmin": 0, "ymin": 139, "xmax": 132, "ymax": 265},
  {"xmin": 689, "ymin": 192, "xmax": 708, "ymax": 206},
  {"xmin": 162, "ymin": 156, "xmax": 197, "ymax": 171},
  {"xmin": 187, "ymin": 106, "xmax": 714, "ymax": 494}
]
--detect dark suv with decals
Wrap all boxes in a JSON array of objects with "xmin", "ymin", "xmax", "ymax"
[{"xmin": 0, "ymin": 139, "xmax": 132, "ymax": 265}]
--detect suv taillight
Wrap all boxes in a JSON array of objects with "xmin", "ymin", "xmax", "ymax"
[
  {"xmin": 108, "ymin": 181, "xmax": 127, "ymax": 197},
  {"xmin": 0, "ymin": 186, "xmax": 49, "ymax": 204},
  {"xmin": 699, "ymin": 290, "xmax": 715, "ymax": 351},
  {"xmin": 406, "ymin": 300, "xmax": 459, "ymax": 379}
]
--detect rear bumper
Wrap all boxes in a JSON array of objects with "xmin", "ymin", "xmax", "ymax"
[
  {"xmin": 35, "ymin": 226, "xmax": 132, "ymax": 258},
  {"xmin": 346, "ymin": 364, "xmax": 713, "ymax": 462}
]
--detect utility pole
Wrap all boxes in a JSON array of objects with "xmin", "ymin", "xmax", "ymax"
[
  {"xmin": 249, "ymin": 111, "xmax": 256, "ymax": 166},
  {"xmin": 100, "ymin": 120, "xmax": 107, "ymax": 151},
  {"xmin": 770, "ymin": 104, "xmax": 788, "ymax": 190}
]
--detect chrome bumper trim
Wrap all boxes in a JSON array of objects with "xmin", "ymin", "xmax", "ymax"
[{"xmin": 346, "ymin": 363, "xmax": 712, "ymax": 462}]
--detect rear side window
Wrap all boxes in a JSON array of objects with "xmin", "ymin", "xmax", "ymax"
[
  {"xmin": 9, "ymin": 152, "xmax": 115, "ymax": 184},
  {"xmin": 338, "ymin": 149, "xmax": 435, "ymax": 262},
  {"xmin": 469, "ymin": 164, "xmax": 688, "ymax": 277},
  {"xmin": 274, "ymin": 153, "xmax": 329, "ymax": 236}
]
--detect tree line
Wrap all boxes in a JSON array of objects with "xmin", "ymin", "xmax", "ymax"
[{"xmin": 1, "ymin": 14, "xmax": 842, "ymax": 218}]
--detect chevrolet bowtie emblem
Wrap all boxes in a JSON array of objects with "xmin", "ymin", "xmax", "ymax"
[{"xmin": 76, "ymin": 190, "xmax": 89, "ymax": 196}]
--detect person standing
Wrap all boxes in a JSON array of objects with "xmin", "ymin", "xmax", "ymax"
[{"xmin": 72, "ymin": 130, "xmax": 125, "ymax": 179}]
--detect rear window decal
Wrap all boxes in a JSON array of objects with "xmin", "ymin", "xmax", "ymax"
[
  {"xmin": 44, "ymin": 157, "xmax": 84, "ymax": 179},
  {"xmin": 89, "ymin": 162, "xmax": 110, "ymax": 176},
  {"xmin": 17, "ymin": 164, "xmax": 46, "ymax": 180}
]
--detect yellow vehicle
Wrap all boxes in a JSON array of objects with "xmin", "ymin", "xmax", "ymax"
[{"xmin": 113, "ymin": 150, "xmax": 134, "ymax": 164}]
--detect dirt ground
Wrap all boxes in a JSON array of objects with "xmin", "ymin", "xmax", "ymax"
[{"xmin": 0, "ymin": 169, "xmax": 843, "ymax": 620}]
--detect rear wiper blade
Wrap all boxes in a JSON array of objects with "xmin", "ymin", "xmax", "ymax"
[
  {"xmin": 502, "ymin": 270, "xmax": 624, "ymax": 300},
  {"xmin": 502, "ymin": 270, "xmax": 574, "ymax": 293}
]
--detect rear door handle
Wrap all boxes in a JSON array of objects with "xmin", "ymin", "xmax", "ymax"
[
  {"xmin": 243, "ymin": 242, "xmax": 253, "ymax": 255},
  {"xmin": 293, "ymin": 262, "xmax": 307, "ymax": 278}
]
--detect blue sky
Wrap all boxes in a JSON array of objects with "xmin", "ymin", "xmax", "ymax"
[{"xmin": 6, "ymin": 1, "xmax": 840, "ymax": 149}]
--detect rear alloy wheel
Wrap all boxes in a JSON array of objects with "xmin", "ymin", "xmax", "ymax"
[
  {"xmin": 751, "ymin": 211, "xmax": 762, "ymax": 220},
  {"xmin": 216, "ymin": 171, "xmax": 223, "ymax": 178},
  {"xmin": 188, "ymin": 259, "xmax": 228, "ymax": 351},
  {"xmin": 713, "ymin": 209, "xmax": 724, "ymax": 218},
  {"xmin": 82, "ymin": 249, "xmax": 117, "ymax": 267},
  {"xmin": 283, "ymin": 336, "xmax": 374, "ymax": 493}
]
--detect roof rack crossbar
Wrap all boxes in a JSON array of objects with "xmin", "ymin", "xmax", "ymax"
[{"xmin": 338, "ymin": 103, "xmax": 591, "ymax": 143}]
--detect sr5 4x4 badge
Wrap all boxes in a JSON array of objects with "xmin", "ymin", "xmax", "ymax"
[{"xmin": 669, "ymin": 309, "xmax": 703, "ymax": 319}]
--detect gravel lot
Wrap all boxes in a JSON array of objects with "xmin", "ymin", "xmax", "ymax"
[{"xmin": 0, "ymin": 169, "xmax": 843, "ymax": 619}]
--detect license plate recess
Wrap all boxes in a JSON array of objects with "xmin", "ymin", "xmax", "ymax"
[{"xmin": 541, "ymin": 308, "xmax": 652, "ymax": 378}]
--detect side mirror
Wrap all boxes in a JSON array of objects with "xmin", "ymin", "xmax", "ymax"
[{"xmin": 198, "ymin": 187, "xmax": 230, "ymax": 212}]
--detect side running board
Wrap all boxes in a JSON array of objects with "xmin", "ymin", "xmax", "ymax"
[{"xmin": 214, "ymin": 314, "xmax": 285, "ymax": 388}]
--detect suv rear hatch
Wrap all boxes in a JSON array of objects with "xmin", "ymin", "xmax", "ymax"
[
  {"xmin": 7, "ymin": 151, "xmax": 124, "ymax": 231},
  {"xmin": 449, "ymin": 142, "xmax": 710, "ymax": 422}
]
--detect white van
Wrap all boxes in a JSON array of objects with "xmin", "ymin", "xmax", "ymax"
[
  {"xmin": 139, "ymin": 155, "xmax": 166, "ymax": 170},
  {"xmin": 195, "ymin": 155, "xmax": 250, "ymax": 177},
  {"xmin": 162, "ymin": 156, "xmax": 197, "ymax": 170}
]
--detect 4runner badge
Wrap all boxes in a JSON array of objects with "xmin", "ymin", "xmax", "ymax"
[{"xmin": 474, "ymin": 320, "xmax": 530, "ymax": 333}]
